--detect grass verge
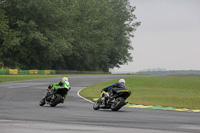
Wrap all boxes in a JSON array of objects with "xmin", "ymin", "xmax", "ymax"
[
  {"xmin": 0, "ymin": 74, "xmax": 109, "ymax": 83},
  {"xmin": 0, "ymin": 75, "xmax": 68, "ymax": 83},
  {"xmin": 80, "ymin": 76, "xmax": 200, "ymax": 110}
]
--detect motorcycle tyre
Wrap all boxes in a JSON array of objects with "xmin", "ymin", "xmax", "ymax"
[
  {"xmin": 93, "ymin": 100, "xmax": 100, "ymax": 110},
  {"xmin": 50, "ymin": 94, "xmax": 63, "ymax": 107},
  {"xmin": 111, "ymin": 97, "xmax": 125, "ymax": 111},
  {"xmin": 39, "ymin": 98, "xmax": 45, "ymax": 106}
]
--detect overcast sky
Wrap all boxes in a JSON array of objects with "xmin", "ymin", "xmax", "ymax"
[{"xmin": 112, "ymin": 0, "xmax": 200, "ymax": 72}]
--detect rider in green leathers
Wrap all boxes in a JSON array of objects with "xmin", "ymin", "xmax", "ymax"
[{"xmin": 45, "ymin": 77, "xmax": 71, "ymax": 103}]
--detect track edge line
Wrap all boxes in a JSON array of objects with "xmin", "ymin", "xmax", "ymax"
[{"xmin": 77, "ymin": 88, "xmax": 94, "ymax": 104}]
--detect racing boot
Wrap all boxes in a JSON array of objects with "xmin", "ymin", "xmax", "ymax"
[
  {"xmin": 61, "ymin": 97, "xmax": 65, "ymax": 103},
  {"xmin": 100, "ymin": 98, "xmax": 106, "ymax": 107}
]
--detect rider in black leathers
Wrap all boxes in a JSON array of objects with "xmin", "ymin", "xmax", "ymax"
[{"xmin": 101, "ymin": 79, "xmax": 127, "ymax": 106}]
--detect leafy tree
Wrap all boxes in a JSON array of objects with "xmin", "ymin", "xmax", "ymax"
[
  {"xmin": 0, "ymin": 6, "xmax": 20, "ymax": 68},
  {"xmin": 107, "ymin": 0, "xmax": 140, "ymax": 71},
  {"xmin": 64, "ymin": 0, "xmax": 140, "ymax": 72},
  {"xmin": 0, "ymin": 0, "xmax": 140, "ymax": 71},
  {"xmin": 65, "ymin": 0, "xmax": 115, "ymax": 71},
  {"xmin": 2, "ymin": 0, "xmax": 73, "ymax": 69},
  {"xmin": 0, "ymin": 7, "xmax": 8, "ymax": 41}
]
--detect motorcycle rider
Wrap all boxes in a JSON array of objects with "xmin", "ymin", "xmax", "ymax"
[
  {"xmin": 100, "ymin": 79, "xmax": 127, "ymax": 106},
  {"xmin": 43, "ymin": 77, "xmax": 71, "ymax": 103}
]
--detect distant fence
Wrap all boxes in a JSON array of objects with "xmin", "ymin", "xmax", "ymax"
[{"xmin": 0, "ymin": 69, "xmax": 110, "ymax": 75}]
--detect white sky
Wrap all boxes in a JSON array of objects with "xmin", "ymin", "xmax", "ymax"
[{"xmin": 112, "ymin": 0, "xmax": 200, "ymax": 72}]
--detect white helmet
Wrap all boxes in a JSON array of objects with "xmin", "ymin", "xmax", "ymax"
[
  {"xmin": 119, "ymin": 79, "xmax": 125, "ymax": 84},
  {"xmin": 62, "ymin": 77, "xmax": 68, "ymax": 82}
]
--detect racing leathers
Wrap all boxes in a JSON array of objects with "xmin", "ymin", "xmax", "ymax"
[
  {"xmin": 101, "ymin": 82, "xmax": 127, "ymax": 106},
  {"xmin": 48, "ymin": 80, "xmax": 71, "ymax": 99},
  {"xmin": 102, "ymin": 82, "xmax": 127, "ymax": 96}
]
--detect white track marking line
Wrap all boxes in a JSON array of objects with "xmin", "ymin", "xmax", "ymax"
[{"xmin": 77, "ymin": 88, "xmax": 94, "ymax": 103}]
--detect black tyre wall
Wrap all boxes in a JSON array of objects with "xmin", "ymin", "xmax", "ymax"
[
  {"xmin": 50, "ymin": 94, "xmax": 63, "ymax": 107},
  {"xmin": 111, "ymin": 97, "xmax": 125, "ymax": 111}
]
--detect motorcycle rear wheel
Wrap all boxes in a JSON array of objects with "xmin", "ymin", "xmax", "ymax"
[
  {"xmin": 111, "ymin": 97, "xmax": 125, "ymax": 111},
  {"xmin": 50, "ymin": 94, "xmax": 63, "ymax": 107}
]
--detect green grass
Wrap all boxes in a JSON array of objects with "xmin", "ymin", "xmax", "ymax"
[
  {"xmin": 1, "ymin": 75, "xmax": 200, "ymax": 109},
  {"xmin": 0, "ymin": 74, "xmax": 109, "ymax": 83},
  {"xmin": 80, "ymin": 76, "xmax": 200, "ymax": 109},
  {"xmin": 0, "ymin": 75, "xmax": 66, "ymax": 83},
  {"xmin": 169, "ymin": 74, "xmax": 200, "ymax": 77}
]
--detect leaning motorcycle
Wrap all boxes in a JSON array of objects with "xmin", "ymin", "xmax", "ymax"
[
  {"xmin": 39, "ymin": 87, "xmax": 68, "ymax": 107},
  {"xmin": 93, "ymin": 89, "xmax": 131, "ymax": 111}
]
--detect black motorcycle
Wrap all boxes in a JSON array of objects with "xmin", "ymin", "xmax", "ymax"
[
  {"xmin": 39, "ymin": 87, "xmax": 68, "ymax": 107},
  {"xmin": 93, "ymin": 89, "xmax": 131, "ymax": 111}
]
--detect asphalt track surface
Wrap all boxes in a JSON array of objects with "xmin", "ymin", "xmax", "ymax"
[{"xmin": 0, "ymin": 75, "xmax": 200, "ymax": 133}]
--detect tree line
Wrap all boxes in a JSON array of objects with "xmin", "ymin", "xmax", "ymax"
[{"xmin": 0, "ymin": 0, "xmax": 140, "ymax": 72}]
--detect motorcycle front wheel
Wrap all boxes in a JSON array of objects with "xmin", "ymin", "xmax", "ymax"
[
  {"xmin": 39, "ymin": 98, "xmax": 45, "ymax": 106},
  {"xmin": 93, "ymin": 99, "xmax": 100, "ymax": 110}
]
